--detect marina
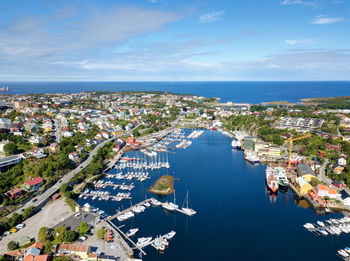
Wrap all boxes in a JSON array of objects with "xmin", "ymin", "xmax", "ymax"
[{"xmin": 77, "ymin": 129, "xmax": 347, "ymax": 261}]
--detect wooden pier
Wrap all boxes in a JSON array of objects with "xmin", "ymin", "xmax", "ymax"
[{"xmin": 102, "ymin": 220, "xmax": 140, "ymax": 256}]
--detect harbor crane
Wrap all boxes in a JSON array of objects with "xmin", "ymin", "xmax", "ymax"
[{"xmin": 285, "ymin": 134, "xmax": 312, "ymax": 170}]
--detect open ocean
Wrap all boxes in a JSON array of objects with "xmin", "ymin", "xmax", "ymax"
[{"xmin": 2, "ymin": 81, "xmax": 350, "ymax": 103}]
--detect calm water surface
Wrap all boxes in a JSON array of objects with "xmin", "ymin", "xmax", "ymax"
[
  {"xmin": 3, "ymin": 81, "xmax": 350, "ymax": 103},
  {"xmin": 78, "ymin": 130, "xmax": 345, "ymax": 261}
]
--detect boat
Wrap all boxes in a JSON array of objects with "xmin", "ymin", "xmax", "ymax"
[
  {"xmin": 181, "ymin": 190, "xmax": 196, "ymax": 216},
  {"xmin": 150, "ymin": 198, "xmax": 161, "ymax": 206},
  {"xmin": 265, "ymin": 166, "xmax": 279, "ymax": 193},
  {"xmin": 231, "ymin": 139, "xmax": 241, "ymax": 149},
  {"xmin": 164, "ymin": 230, "xmax": 176, "ymax": 240},
  {"xmin": 338, "ymin": 249, "xmax": 349, "ymax": 257},
  {"xmin": 126, "ymin": 228, "xmax": 139, "ymax": 237},
  {"xmin": 136, "ymin": 237, "xmax": 152, "ymax": 247},
  {"xmin": 0, "ymin": 86, "xmax": 11, "ymax": 92},
  {"xmin": 152, "ymin": 238, "xmax": 166, "ymax": 251},
  {"xmin": 244, "ymin": 151, "xmax": 259, "ymax": 164},
  {"xmin": 274, "ymin": 167, "xmax": 288, "ymax": 187},
  {"xmin": 162, "ymin": 191, "xmax": 178, "ymax": 212}
]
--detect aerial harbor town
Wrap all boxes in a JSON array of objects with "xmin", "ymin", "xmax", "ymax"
[{"xmin": 0, "ymin": 91, "xmax": 350, "ymax": 260}]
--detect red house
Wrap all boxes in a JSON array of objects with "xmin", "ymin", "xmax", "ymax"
[
  {"xmin": 5, "ymin": 188, "xmax": 23, "ymax": 199},
  {"xmin": 326, "ymin": 143, "xmax": 342, "ymax": 151}
]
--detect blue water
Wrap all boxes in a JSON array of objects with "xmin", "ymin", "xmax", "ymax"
[
  {"xmin": 78, "ymin": 130, "xmax": 345, "ymax": 261},
  {"xmin": 2, "ymin": 81, "xmax": 350, "ymax": 103}
]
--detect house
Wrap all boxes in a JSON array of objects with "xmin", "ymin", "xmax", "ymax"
[
  {"xmin": 68, "ymin": 151, "xmax": 79, "ymax": 161},
  {"xmin": 0, "ymin": 118, "xmax": 12, "ymax": 132},
  {"xmin": 315, "ymin": 184, "xmax": 341, "ymax": 199},
  {"xmin": 57, "ymin": 244, "xmax": 90, "ymax": 259},
  {"xmin": 32, "ymin": 147, "xmax": 46, "ymax": 159},
  {"xmin": 295, "ymin": 177, "xmax": 313, "ymax": 195},
  {"xmin": 29, "ymin": 135, "xmax": 44, "ymax": 144},
  {"xmin": 21, "ymin": 177, "xmax": 44, "ymax": 192},
  {"xmin": 5, "ymin": 188, "xmax": 24, "ymax": 199},
  {"xmin": 75, "ymin": 145, "xmax": 85, "ymax": 154},
  {"xmin": 23, "ymin": 242, "xmax": 49, "ymax": 261},
  {"xmin": 297, "ymin": 164, "xmax": 315, "ymax": 177},
  {"xmin": 332, "ymin": 164, "xmax": 345, "ymax": 174},
  {"xmin": 326, "ymin": 143, "xmax": 342, "ymax": 151},
  {"xmin": 48, "ymin": 143, "xmax": 60, "ymax": 154},
  {"xmin": 338, "ymin": 157, "xmax": 347, "ymax": 166},
  {"xmin": 127, "ymin": 136, "xmax": 136, "ymax": 145},
  {"xmin": 4, "ymin": 249, "xmax": 25, "ymax": 259}
]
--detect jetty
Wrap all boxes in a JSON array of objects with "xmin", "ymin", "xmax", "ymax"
[
  {"xmin": 103, "ymin": 220, "xmax": 144, "ymax": 256},
  {"xmin": 101, "ymin": 220, "xmax": 134, "ymax": 257}
]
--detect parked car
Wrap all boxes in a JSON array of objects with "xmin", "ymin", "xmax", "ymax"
[
  {"xmin": 78, "ymin": 236, "xmax": 87, "ymax": 242},
  {"xmin": 16, "ymin": 223, "xmax": 25, "ymax": 229}
]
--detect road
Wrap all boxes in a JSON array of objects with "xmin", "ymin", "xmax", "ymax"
[
  {"xmin": 53, "ymin": 119, "xmax": 61, "ymax": 143},
  {"xmin": 319, "ymin": 158, "xmax": 330, "ymax": 185},
  {"xmin": 8, "ymin": 117, "xmax": 183, "ymax": 216},
  {"xmin": 11, "ymin": 137, "xmax": 117, "ymax": 216}
]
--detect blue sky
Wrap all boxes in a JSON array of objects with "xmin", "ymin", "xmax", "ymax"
[{"xmin": 0, "ymin": 0, "xmax": 349, "ymax": 81}]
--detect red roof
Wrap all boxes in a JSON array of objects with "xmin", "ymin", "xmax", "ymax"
[{"xmin": 26, "ymin": 177, "xmax": 43, "ymax": 186}]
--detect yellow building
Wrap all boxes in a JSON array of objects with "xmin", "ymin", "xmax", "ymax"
[
  {"xmin": 296, "ymin": 177, "xmax": 313, "ymax": 195},
  {"xmin": 43, "ymin": 126, "xmax": 52, "ymax": 133},
  {"xmin": 302, "ymin": 174, "xmax": 318, "ymax": 183}
]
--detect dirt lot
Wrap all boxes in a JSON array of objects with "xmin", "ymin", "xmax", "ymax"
[{"xmin": 0, "ymin": 198, "xmax": 73, "ymax": 253}]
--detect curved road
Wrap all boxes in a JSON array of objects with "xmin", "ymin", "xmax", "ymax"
[{"xmin": 12, "ymin": 137, "xmax": 117, "ymax": 215}]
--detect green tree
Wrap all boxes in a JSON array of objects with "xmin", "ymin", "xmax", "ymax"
[
  {"xmin": 7, "ymin": 241, "xmax": 19, "ymax": 251},
  {"xmin": 3, "ymin": 143, "xmax": 18, "ymax": 156},
  {"xmin": 22, "ymin": 206, "xmax": 36, "ymax": 219},
  {"xmin": 77, "ymin": 222, "xmax": 90, "ymax": 236},
  {"xmin": 38, "ymin": 227, "xmax": 51, "ymax": 242},
  {"xmin": 53, "ymin": 225, "xmax": 67, "ymax": 243},
  {"xmin": 63, "ymin": 230, "xmax": 77, "ymax": 242},
  {"xmin": 60, "ymin": 183, "xmax": 68, "ymax": 193},
  {"xmin": 43, "ymin": 240, "xmax": 53, "ymax": 254},
  {"xmin": 96, "ymin": 227, "xmax": 106, "ymax": 239},
  {"xmin": 9, "ymin": 212, "xmax": 22, "ymax": 227}
]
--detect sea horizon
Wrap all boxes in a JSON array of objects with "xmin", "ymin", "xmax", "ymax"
[{"xmin": 2, "ymin": 81, "xmax": 349, "ymax": 104}]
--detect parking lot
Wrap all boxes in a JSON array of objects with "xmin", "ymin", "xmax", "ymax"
[{"xmin": 0, "ymin": 198, "xmax": 73, "ymax": 254}]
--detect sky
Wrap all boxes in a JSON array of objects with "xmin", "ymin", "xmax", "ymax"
[{"xmin": 0, "ymin": 0, "xmax": 349, "ymax": 81}]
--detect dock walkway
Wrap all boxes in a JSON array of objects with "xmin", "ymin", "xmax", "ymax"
[
  {"xmin": 105, "ymin": 219, "xmax": 146, "ymax": 256},
  {"xmin": 102, "ymin": 220, "xmax": 135, "ymax": 257}
]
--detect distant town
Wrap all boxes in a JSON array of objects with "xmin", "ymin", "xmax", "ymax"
[{"xmin": 1, "ymin": 91, "xmax": 350, "ymax": 260}]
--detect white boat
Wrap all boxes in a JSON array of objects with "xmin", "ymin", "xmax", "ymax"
[
  {"xmin": 126, "ymin": 228, "xmax": 139, "ymax": 237},
  {"xmin": 164, "ymin": 230, "xmax": 176, "ymax": 240},
  {"xmin": 162, "ymin": 191, "xmax": 178, "ymax": 211},
  {"xmin": 162, "ymin": 202, "xmax": 178, "ymax": 211},
  {"xmin": 181, "ymin": 190, "xmax": 196, "ymax": 216},
  {"xmin": 136, "ymin": 237, "xmax": 153, "ymax": 247},
  {"xmin": 244, "ymin": 151, "xmax": 259, "ymax": 163},
  {"xmin": 317, "ymin": 221, "xmax": 325, "ymax": 227},
  {"xmin": 338, "ymin": 249, "xmax": 349, "ymax": 257},
  {"xmin": 151, "ymin": 198, "xmax": 161, "ymax": 206},
  {"xmin": 231, "ymin": 139, "xmax": 241, "ymax": 149}
]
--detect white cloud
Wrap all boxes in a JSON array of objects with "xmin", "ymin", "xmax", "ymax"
[
  {"xmin": 285, "ymin": 39, "xmax": 315, "ymax": 45},
  {"xmin": 199, "ymin": 10, "xmax": 225, "ymax": 23},
  {"xmin": 281, "ymin": 0, "xmax": 318, "ymax": 8},
  {"xmin": 311, "ymin": 15, "xmax": 344, "ymax": 24}
]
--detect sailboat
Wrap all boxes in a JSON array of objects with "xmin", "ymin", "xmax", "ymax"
[{"xmin": 181, "ymin": 190, "xmax": 196, "ymax": 216}]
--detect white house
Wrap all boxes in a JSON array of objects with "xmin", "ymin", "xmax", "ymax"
[{"xmin": 338, "ymin": 157, "xmax": 347, "ymax": 166}]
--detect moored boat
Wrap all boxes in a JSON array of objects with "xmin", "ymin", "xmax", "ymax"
[{"xmin": 265, "ymin": 166, "xmax": 279, "ymax": 192}]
